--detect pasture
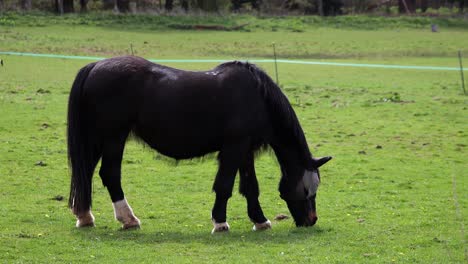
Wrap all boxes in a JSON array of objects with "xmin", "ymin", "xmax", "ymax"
[{"xmin": 0, "ymin": 13, "xmax": 467, "ymax": 263}]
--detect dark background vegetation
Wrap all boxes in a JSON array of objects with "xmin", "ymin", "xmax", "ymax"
[{"xmin": 0, "ymin": 0, "xmax": 467, "ymax": 15}]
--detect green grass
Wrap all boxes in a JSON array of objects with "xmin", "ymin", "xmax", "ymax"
[
  {"xmin": 2, "ymin": 11, "xmax": 468, "ymax": 31},
  {"xmin": 1, "ymin": 13, "xmax": 468, "ymax": 61},
  {"xmin": 0, "ymin": 14, "xmax": 467, "ymax": 263}
]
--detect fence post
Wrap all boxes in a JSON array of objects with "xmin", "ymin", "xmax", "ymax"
[
  {"xmin": 273, "ymin": 43, "xmax": 279, "ymax": 85},
  {"xmin": 458, "ymin": 51, "xmax": 466, "ymax": 95}
]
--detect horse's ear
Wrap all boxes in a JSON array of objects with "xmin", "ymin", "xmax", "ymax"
[{"xmin": 313, "ymin": 156, "xmax": 332, "ymax": 168}]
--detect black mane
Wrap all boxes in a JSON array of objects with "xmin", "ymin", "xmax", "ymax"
[{"xmin": 216, "ymin": 60, "xmax": 313, "ymax": 169}]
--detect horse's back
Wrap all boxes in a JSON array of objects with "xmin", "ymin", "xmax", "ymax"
[
  {"xmin": 81, "ymin": 56, "xmax": 271, "ymax": 159},
  {"xmin": 137, "ymin": 61, "xmax": 271, "ymax": 158}
]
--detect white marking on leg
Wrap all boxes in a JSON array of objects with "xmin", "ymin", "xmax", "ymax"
[
  {"xmin": 75, "ymin": 210, "xmax": 95, "ymax": 228},
  {"xmin": 113, "ymin": 199, "xmax": 141, "ymax": 229},
  {"xmin": 252, "ymin": 220, "xmax": 272, "ymax": 231},
  {"xmin": 211, "ymin": 218, "xmax": 230, "ymax": 234}
]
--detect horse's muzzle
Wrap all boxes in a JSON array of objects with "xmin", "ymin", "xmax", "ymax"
[{"xmin": 306, "ymin": 211, "xmax": 318, "ymax": 226}]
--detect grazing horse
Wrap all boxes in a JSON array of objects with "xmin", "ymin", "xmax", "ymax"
[{"xmin": 67, "ymin": 56, "xmax": 331, "ymax": 233}]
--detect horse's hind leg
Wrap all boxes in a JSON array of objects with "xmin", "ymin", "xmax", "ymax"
[
  {"xmin": 239, "ymin": 151, "xmax": 271, "ymax": 231},
  {"xmin": 75, "ymin": 148, "xmax": 102, "ymax": 228},
  {"xmin": 211, "ymin": 141, "xmax": 249, "ymax": 234},
  {"xmin": 99, "ymin": 132, "xmax": 140, "ymax": 229}
]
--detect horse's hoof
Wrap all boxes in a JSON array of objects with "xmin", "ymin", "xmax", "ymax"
[
  {"xmin": 253, "ymin": 220, "xmax": 272, "ymax": 231},
  {"xmin": 76, "ymin": 220, "xmax": 95, "ymax": 228},
  {"xmin": 122, "ymin": 224, "xmax": 140, "ymax": 230},
  {"xmin": 211, "ymin": 222, "xmax": 230, "ymax": 234},
  {"xmin": 122, "ymin": 218, "xmax": 141, "ymax": 230},
  {"xmin": 75, "ymin": 211, "xmax": 95, "ymax": 228}
]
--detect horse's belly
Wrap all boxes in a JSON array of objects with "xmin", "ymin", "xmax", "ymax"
[
  {"xmin": 134, "ymin": 123, "xmax": 223, "ymax": 160},
  {"xmin": 155, "ymin": 142, "xmax": 220, "ymax": 160},
  {"xmin": 133, "ymin": 84, "xmax": 268, "ymax": 159}
]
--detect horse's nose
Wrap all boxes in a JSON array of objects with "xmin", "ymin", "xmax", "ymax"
[{"xmin": 307, "ymin": 211, "xmax": 318, "ymax": 226}]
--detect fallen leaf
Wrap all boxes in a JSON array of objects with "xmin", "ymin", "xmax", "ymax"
[
  {"xmin": 35, "ymin": 161, "xmax": 47, "ymax": 167},
  {"xmin": 274, "ymin": 214, "xmax": 289, "ymax": 221},
  {"xmin": 52, "ymin": 195, "xmax": 64, "ymax": 201}
]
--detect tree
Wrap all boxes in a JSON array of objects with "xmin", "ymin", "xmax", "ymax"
[
  {"xmin": 317, "ymin": 0, "xmax": 324, "ymax": 15},
  {"xmin": 165, "ymin": 0, "xmax": 173, "ymax": 10},
  {"xmin": 420, "ymin": 0, "xmax": 428, "ymax": 12},
  {"xmin": 55, "ymin": 0, "xmax": 74, "ymax": 13},
  {"xmin": 181, "ymin": 0, "xmax": 189, "ymax": 11},
  {"xmin": 430, "ymin": 0, "xmax": 441, "ymax": 9},
  {"xmin": 231, "ymin": 0, "xmax": 261, "ymax": 11},
  {"xmin": 55, "ymin": 0, "xmax": 63, "ymax": 14},
  {"xmin": 102, "ymin": 0, "xmax": 114, "ymax": 9},
  {"xmin": 21, "ymin": 0, "xmax": 31, "ymax": 10},
  {"xmin": 80, "ymin": 0, "xmax": 89, "ymax": 12},
  {"xmin": 399, "ymin": 0, "xmax": 416, "ymax": 13},
  {"xmin": 63, "ymin": 0, "xmax": 75, "ymax": 13},
  {"xmin": 449, "ymin": 0, "xmax": 467, "ymax": 12},
  {"xmin": 116, "ymin": 0, "xmax": 130, "ymax": 12},
  {"xmin": 165, "ymin": 0, "xmax": 189, "ymax": 12},
  {"xmin": 64, "ymin": 0, "xmax": 74, "ymax": 12},
  {"xmin": 196, "ymin": 0, "xmax": 218, "ymax": 12},
  {"xmin": 323, "ymin": 0, "xmax": 343, "ymax": 15}
]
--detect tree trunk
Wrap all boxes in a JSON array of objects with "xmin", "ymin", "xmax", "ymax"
[
  {"xmin": 317, "ymin": 0, "xmax": 324, "ymax": 16},
  {"xmin": 231, "ymin": 0, "xmax": 241, "ymax": 11},
  {"xmin": 0, "ymin": 0, "xmax": 4, "ymax": 11},
  {"xmin": 430, "ymin": 0, "xmax": 441, "ymax": 9},
  {"xmin": 419, "ymin": 0, "xmax": 428, "ymax": 12},
  {"xmin": 116, "ymin": 0, "xmax": 130, "ymax": 12},
  {"xmin": 197, "ymin": 0, "xmax": 218, "ymax": 12},
  {"xmin": 399, "ymin": 0, "xmax": 416, "ymax": 13},
  {"xmin": 80, "ymin": 0, "xmax": 88, "ymax": 12},
  {"xmin": 102, "ymin": 0, "xmax": 114, "ymax": 9},
  {"xmin": 252, "ymin": 0, "xmax": 261, "ymax": 10},
  {"xmin": 129, "ymin": 1, "xmax": 137, "ymax": 13},
  {"xmin": 22, "ymin": 0, "xmax": 32, "ymax": 10},
  {"xmin": 459, "ymin": 0, "xmax": 467, "ymax": 13},
  {"xmin": 63, "ymin": 0, "xmax": 74, "ymax": 13},
  {"xmin": 56, "ymin": 0, "xmax": 64, "ymax": 14},
  {"xmin": 181, "ymin": 0, "xmax": 189, "ymax": 12},
  {"xmin": 165, "ymin": 0, "xmax": 173, "ymax": 10},
  {"xmin": 408, "ymin": 0, "xmax": 416, "ymax": 13}
]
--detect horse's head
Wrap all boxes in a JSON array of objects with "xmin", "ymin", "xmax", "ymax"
[{"xmin": 280, "ymin": 156, "xmax": 332, "ymax": 227}]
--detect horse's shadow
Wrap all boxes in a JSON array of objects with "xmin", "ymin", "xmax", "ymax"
[{"xmin": 74, "ymin": 225, "xmax": 331, "ymax": 245}]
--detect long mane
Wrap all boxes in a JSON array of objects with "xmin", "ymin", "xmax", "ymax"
[{"xmin": 216, "ymin": 61, "xmax": 313, "ymax": 169}]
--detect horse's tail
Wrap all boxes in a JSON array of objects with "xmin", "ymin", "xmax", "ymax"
[
  {"xmin": 240, "ymin": 62, "xmax": 312, "ymax": 167},
  {"xmin": 67, "ymin": 62, "xmax": 98, "ymax": 215}
]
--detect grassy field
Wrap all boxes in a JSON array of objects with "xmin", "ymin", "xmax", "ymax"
[{"xmin": 0, "ymin": 13, "xmax": 467, "ymax": 263}]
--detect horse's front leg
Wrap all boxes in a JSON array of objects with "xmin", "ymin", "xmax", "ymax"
[
  {"xmin": 239, "ymin": 151, "xmax": 271, "ymax": 231},
  {"xmin": 211, "ymin": 142, "xmax": 248, "ymax": 234}
]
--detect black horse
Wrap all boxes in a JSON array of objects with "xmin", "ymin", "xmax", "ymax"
[{"xmin": 67, "ymin": 56, "xmax": 331, "ymax": 233}]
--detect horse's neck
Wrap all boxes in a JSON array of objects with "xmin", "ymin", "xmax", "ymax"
[
  {"xmin": 272, "ymin": 143, "xmax": 307, "ymax": 197},
  {"xmin": 272, "ymin": 143, "xmax": 305, "ymax": 181}
]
